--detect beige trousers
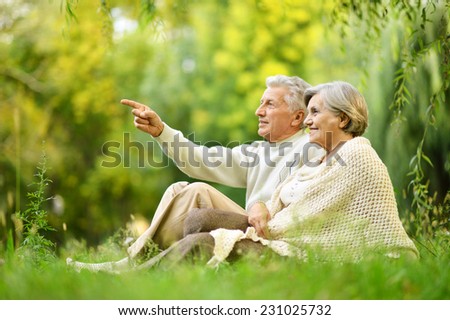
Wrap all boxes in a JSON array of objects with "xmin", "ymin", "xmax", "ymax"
[{"xmin": 127, "ymin": 181, "xmax": 246, "ymax": 257}]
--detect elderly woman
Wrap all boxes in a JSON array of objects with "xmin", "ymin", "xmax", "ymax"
[{"xmin": 68, "ymin": 81, "xmax": 417, "ymax": 273}]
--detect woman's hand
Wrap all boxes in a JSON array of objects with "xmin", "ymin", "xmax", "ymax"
[{"xmin": 248, "ymin": 202, "xmax": 271, "ymax": 239}]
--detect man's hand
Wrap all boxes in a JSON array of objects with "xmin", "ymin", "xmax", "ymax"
[
  {"xmin": 248, "ymin": 202, "xmax": 271, "ymax": 239},
  {"xmin": 121, "ymin": 99, "xmax": 165, "ymax": 137}
]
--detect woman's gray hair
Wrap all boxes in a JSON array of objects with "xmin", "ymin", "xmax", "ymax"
[
  {"xmin": 304, "ymin": 81, "xmax": 369, "ymax": 137},
  {"xmin": 266, "ymin": 75, "xmax": 311, "ymax": 113}
]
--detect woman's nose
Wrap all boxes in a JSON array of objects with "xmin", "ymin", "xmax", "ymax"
[{"xmin": 304, "ymin": 116, "xmax": 312, "ymax": 126}]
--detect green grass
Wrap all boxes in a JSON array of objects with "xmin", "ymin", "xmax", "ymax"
[{"xmin": 0, "ymin": 242, "xmax": 448, "ymax": 300}]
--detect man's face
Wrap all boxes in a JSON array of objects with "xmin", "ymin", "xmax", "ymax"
[{"xmin": 255, "ymin": 87, "xmax": 303, "ymax": 142}]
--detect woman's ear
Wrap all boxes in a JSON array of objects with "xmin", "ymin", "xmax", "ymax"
[{"xmin": 339, "ymin": 113, "xmax": 350, "ymax": 129}]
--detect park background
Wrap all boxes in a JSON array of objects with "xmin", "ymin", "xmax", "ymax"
[{"xmin": 0, "ymin": 0, "xmax": 449, "ymax": 300}]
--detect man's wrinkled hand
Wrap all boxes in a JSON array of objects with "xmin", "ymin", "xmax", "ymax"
[{"xmin": 121, "ymin": 99, "xmax": 164, "ymax": 137}]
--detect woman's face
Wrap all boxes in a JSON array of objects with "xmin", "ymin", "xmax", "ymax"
[{"xmin": 304, "ymin": 94, "xmax": 346, "ymax": 151}]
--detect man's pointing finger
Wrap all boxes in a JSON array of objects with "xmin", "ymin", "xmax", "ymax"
[{"xmin": 120, "ymin": 99, "xmax": 148, "ymax": 111}]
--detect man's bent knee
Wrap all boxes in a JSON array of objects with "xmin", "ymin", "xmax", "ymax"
[
  {"xmin": 183, "ymin": 182, "xmax": 213, "ymax": 195},
  {"xmin": 167, "ymin": 181, "xmax": 190, "ymax": 195}
]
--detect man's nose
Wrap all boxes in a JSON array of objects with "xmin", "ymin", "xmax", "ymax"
[{"xmin": 255, "ymin": 104, "xmax": 265, "ymax": 116}]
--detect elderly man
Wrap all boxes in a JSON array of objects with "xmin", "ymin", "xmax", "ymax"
[{"xmin": 121, "ymin": 75, "xmax": 323, "ymax": 257}]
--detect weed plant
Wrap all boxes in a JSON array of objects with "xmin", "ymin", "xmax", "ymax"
[{"xmin": 13, "ymin": 151, "xmax": 56, "ymax": 269}]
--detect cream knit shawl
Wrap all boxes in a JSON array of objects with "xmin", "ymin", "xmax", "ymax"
[{"xmin": 208, "ymin": 137, "xmax": 418, "ymax": 266}]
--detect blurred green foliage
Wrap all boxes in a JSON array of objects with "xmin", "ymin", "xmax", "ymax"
[{"xmin": 0, "ymin": 0, "xmax": 448, "ymax": 252}]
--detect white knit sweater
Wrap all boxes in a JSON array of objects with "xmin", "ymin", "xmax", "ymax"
[
  {"xmin": 155, "ymin": 124, "xmax": 324, "ymax": 210},
  {"xmin": 208, "ymin": 137, "xmax": 419, "ymax": 266}
]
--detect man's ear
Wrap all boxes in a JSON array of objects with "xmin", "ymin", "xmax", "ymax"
[
  {"xmin": 291, "ymin": 110, "xmax": 304, "ymax": 127},
  {"xmin": 339, "ymin": 113, "xmax": 351, "ymax": 129}
]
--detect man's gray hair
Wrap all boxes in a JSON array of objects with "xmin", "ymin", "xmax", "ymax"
[
  {"xmin": 266, "ymin": 75, "xmax": 311, "ymax": 113},
  {"xmin": 304, "ymin": 81, "xmax": 369, "ymax": 137}
]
